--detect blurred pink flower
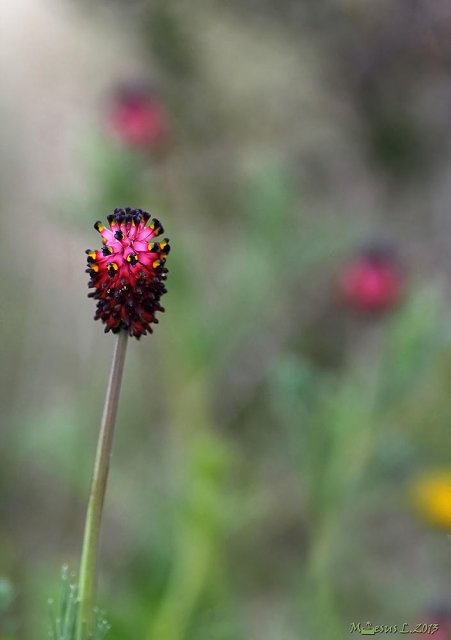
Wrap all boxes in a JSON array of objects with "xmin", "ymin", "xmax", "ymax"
[
  {"xmin": 338, "ymin": 244, "xmax": 403, "ymax": 313},
  {"xmin": 420, "ymin": 610, "xmax": 451, "ymax": 639},
  {"xmin": 105, "ymin": 84, "xmax": 170, "ymax": 150}
]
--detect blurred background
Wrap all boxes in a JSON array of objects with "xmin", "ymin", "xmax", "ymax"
[{"xmin": 2, "ymin": 0, "xmax": 451, "ymax": 638}]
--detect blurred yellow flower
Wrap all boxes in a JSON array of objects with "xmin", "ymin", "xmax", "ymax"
[{"xmin": 411, "ymin": 472, "xmax": 451, "ymax": 529}]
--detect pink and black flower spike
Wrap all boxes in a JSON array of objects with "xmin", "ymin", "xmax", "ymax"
[{"xmin": 86, "ymin": 207, "xmax": 170, "ymax": 338}]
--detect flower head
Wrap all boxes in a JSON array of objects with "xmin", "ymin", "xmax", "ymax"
[
  {"xmin": 86, "ymin": 208, "xmax": 170, "ymax": 338},
  {"xmin": 410, "ymin": 471, "xmax": 451, "ymax": 530},
  {"xmin": 420, "ymin": 609, "xmax": 451, "ymax": 639},
  {"xmin": 338, "ymin": 243, "xmax": 403, "ymax": 313},
  {"xmin": 105, "ymin": 84, "xmax": 169, "ymax": 149}
]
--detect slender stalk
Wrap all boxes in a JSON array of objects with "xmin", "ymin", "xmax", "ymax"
[{"xmin": 76, "ymin": 330, "xmax": 128, "ymax": 640}]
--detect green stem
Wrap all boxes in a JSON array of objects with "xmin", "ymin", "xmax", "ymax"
[{"xmin": 76, "ymin": 330, "xmax": 128, "ymax": 639}]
